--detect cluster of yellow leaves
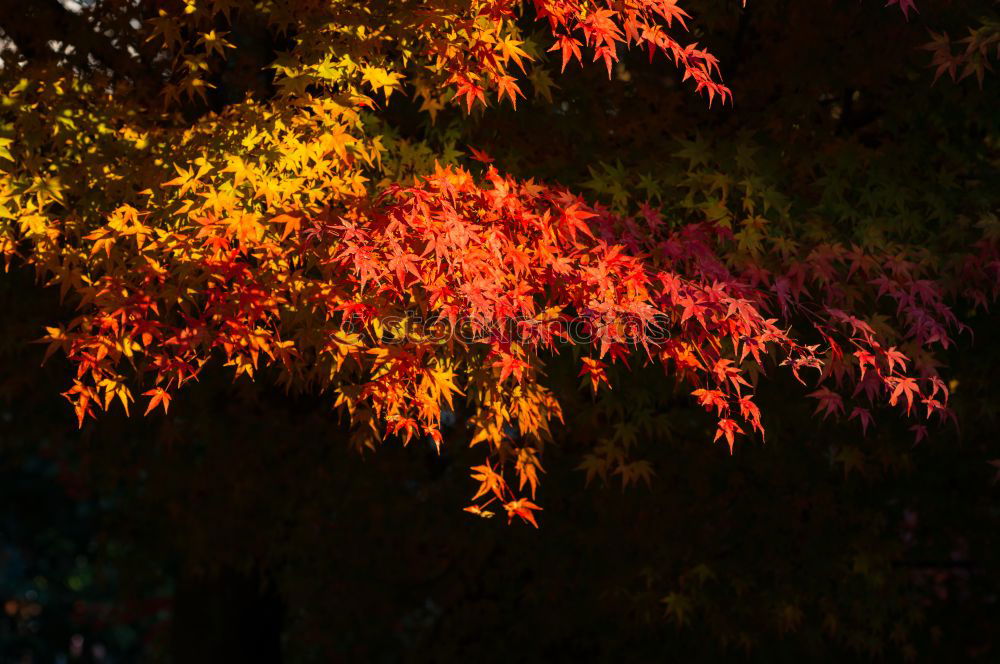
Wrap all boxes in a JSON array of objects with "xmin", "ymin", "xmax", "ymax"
[
  {"xmin": 147, "ymin": 0, "xmax": 729, "ymax": 118},
  {"xmin": 0, "ymin": 61, "xmax": 564, "ymax": 521}
]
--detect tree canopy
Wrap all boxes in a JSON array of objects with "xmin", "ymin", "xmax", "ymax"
[{"xmin": 1, "ymin": 0, "xmax": 999, "ymax": 661}]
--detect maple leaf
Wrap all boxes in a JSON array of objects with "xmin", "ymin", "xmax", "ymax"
[
  {"xmin": 889, "ymin": 377, "xmax": 920, "ymax": 415},
  {"xmin": 661, "ymin": 593, "xmax": 693, "ymax": 625},
  {"xmin": 614, "ymin": 459, "xmax": 655, "ymax": 489},
  {"xmin": 196, "ymin": 30, "xmax": 235, "ymax": 58},
  {"xmin": 692, "ymin": 388, "xmax": 728, "ymax": 416},
  {"xmin": 884, "ymin": 346, "xmax": 909, "ymax": 374},
  {"xmin": 559, "ymin": 203, "xmax": 596, "ymax": 241},
  {"xmin": 503, "ymin": 498, "xmax": 542, "ymax": 528},
  {"xmin": 470, "ymin": 462, "xmax": 507, "ymax": 502},
  {"xmin": 807, "ymin": 387, "xmax": 844, "ymax": 419},
  {"xmin": 854, "ymin": 350, "xmax": 877, "ymax": 380},
  {"xmin": 577, "ymin": 454, "xmax": 609, "ymax": 487},
  {"xmin": 579, "ymin": 357, "xmax": 611, "ymax": 393},
  {"xmin": 714, "ymin": 418, "xmax": 744, "ymax": 454},
  {"xmin": 515, "ymin": 448, "xmax": 544, "ymax": 498},
  {"xmin": 162, "ymin": 164, "xmax": 204, "ymax": 197},
  {"xmin": 467, "ymin": 146, "xmax": 495, "ymax": 164},
  {"xmin": 548, "ymin": 36, "xmax": 583, "ymax": 72},
  {"xmin": 849, "ymin": 407, "xmax": 874, "ymax": 435},
  {"xmin": 36, "ymin": 325, "xmax": 70, "ymax": 364},
  {"xmin": 386, "ymin": 247, "xmax": 422, "ymax": 286},
  {"xmin": 499, "ymin": 36, "xmax": 530, "ymax": 71},
  {"xmin": 362, "ymin": 67, "xmax": 404, "ymax": 101},
  {"xmin": 269, "ymin": 213, "xmax": 303, "ymax": 241},
  {"xmin": 495, "ymin": 75, "xmax": 524, "ymax": 108},
  {"xmin": 737, "ymin": 396, "xmax": 763, "ymax": 434},
  {"xmin": 493, "ymin": 351, "xmax": 530, "ymax": 383},
  {"xmin": 452, "ymin": 75, "xmax": 487, "ymax": 112},
  {"xmin": 62, "ymin": 382, "xmax": 97, "ymax": 428},
  {"xmin": 143, "ymin": 387, "xmax": 172, "ymax": 415}
]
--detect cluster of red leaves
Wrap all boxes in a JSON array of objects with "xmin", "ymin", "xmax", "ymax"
[
  {"xmin": 427, "ymin": 0, "xmax": 735, "ymax": 109},
  {"xmin": 39, "ymin": 161, "xmax": 989, "ymax": 524},
  {"xmin": 532, "ymin": 0, "xmax": 735, "ymax": 103}
]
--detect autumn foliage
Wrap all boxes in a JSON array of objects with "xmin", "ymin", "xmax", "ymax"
[
  {"xmin": 1, "ymin": 0, "xmax": 998, "ymax": 528},
  {"xmin": 3, "ymin": 0, "xmax": 1000, "ymax": 659}
]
